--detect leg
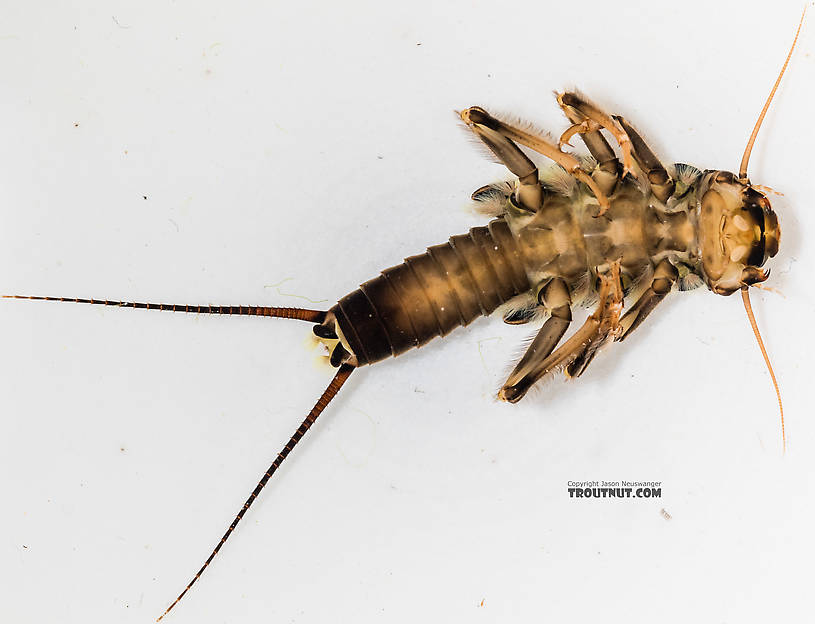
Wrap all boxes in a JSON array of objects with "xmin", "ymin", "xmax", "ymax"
[
  {"xmin": 558, "ymin": 100, "xmax": 621, "ymax": 198},
  {"xmin": 499, "ymin": 278, "xmax": 573, "ymax": 402},
  {"xmin": 460, "ymin": 107, "xmax": 610, "ymax": 215},
  {"xmin": 613, "ymin": 116, "xmax": 675, "ymax": 203},
  {"xmin": 616, "ymin": 259, "xmax": 678, "ymax": 341},
  {"xmin": 557, "ymin": 92, "xmax": 637, "ymax": 179},
  {"xmin": 557, "ymin": 92, "xmax": 676, "ymax": 203},
  {"xmin": 500, "ymin": 264, "xmax": 624, "ymax": 402},
  {"xmin": 460, "ymin": 108, "xmax": 543, "ymax": 212}
]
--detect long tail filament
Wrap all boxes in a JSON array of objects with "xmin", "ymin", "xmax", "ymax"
[
  {"xmin": 738, "ymin": 6, "xmax": 807, "ymax": 179},
  {"xmin": 156, "ymin": 363, "xmax": 355, "ymax": 621},
  {"xmin": 2, "ymin": 295, "xmax": 326, "ymax": 323},
  {"xmin": 741, "ymin": 287, "xmax": 784, "ymax": 452},
  {"xmin": 4, "ymin": 292, "xmax": 351, "ymax": 616}
]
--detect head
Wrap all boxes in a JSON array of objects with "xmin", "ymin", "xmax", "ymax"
[
  {"xmin": 699, "ymin": 8, "xmax": 806, "ymax": 453},
  {"xmin": 697, "ymin": 171, "xmax": 780, "ymax": 295},
  {"xmin": 698, "ymin": 6, "xmax": 804, "ymax": 298}
]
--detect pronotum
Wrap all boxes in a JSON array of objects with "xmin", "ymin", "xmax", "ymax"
[{"xmin": 2, "ymin": 5, "xmax": 810, "ymax": 623}]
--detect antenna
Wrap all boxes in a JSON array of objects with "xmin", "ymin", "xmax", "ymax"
[{"xmin": 738, "ymin": 7, "xmax": 807, "ymax": 179}]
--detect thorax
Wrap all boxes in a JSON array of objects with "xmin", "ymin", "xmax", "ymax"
[{"xmin": 505, "ymin": 174, "xmax": 700, "ymax": 294}]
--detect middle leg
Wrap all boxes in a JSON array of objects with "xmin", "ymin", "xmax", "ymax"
[
  {"xmin": 557, "ymin": 92, "xmax": 637, "ymax": 179},
  {"xmin": 557, "ymin": 92, "xmax": 676, "ymax": 203},
  {"xmin": 500, "ymin": 263, "xmax": 624, "ymax": 402}
]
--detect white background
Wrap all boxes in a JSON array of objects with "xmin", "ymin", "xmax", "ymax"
[{"xmin": 1, "ymin": 1, "xmax": 814, "ymax": 623}]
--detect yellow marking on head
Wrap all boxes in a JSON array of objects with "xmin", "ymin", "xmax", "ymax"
[{"xmin": 732, "ymin": 215, "xmax": 750, "ymax": 231}]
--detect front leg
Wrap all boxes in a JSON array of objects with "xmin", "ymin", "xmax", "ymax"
[
  {"xmin": 617, "ymin": 259, "xmax": 678, "ymax": 341},
  {"xmin": 613, "ymin": 116, "xmax": 675, "ymax": 203},
  {"xmin": 500, "ymin": 263, "xmax": 624, "ymax": 402}
]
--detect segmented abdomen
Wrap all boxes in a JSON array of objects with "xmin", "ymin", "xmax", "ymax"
[{"xmin": 331, "ymin": 218, "xmax": 530, "ymax": 365}]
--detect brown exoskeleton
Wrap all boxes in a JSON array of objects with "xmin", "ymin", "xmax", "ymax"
[{"xmin": 4, "ymin": 10, "xmax": 803, "ymax": 622}]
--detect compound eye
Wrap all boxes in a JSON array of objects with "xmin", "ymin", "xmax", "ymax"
[
  {"xmin": 741, "ymin": 187, "xmax": 771, "ymax": 266},
  {"xmin": 743, "ymin": 190, "xmax": 766, "ymax": 235},
  {"xmin": 764, "ymin": 209, "xmax": 780, "ymax": 259},
  {"xmin": 746, "ymin": 237, "xmax": 767, "ymax": 267}
]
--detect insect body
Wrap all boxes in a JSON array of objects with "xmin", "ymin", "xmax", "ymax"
[
  {"xmin": 317, "ymin": 92, "xmax": 783, "ymax": 405},
  {"xmin": 5, "ymin": 13, "xmax": 802, "ymax": 622}
]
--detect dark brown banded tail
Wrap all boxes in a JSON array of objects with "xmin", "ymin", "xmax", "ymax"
[
  {"xmin": 2, "ymin": 295, "xmax": 327, "ymax": 323},
  {"xmin": 156, "ymin": 363, "xmax": 355, "ymax": 621},
  {"xmin": 332, "ymin": 218, "xmax": 530, "ymax": 365}
]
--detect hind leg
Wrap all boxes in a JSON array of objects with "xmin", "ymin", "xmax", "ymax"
[
  {"xmin": 500, "ymin": 278, "xmax": 572, "ymax": 402},
  {"xmin": 500, "ymin": 264, "xmax": 624, "ymax": 402},
  {"xmin": 460, "ymin": 110, "xmax": 543, "ymax": 213},
  {"xmin": 461, "ymin": 107, "xmax": 610, "ymax": 215}
]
